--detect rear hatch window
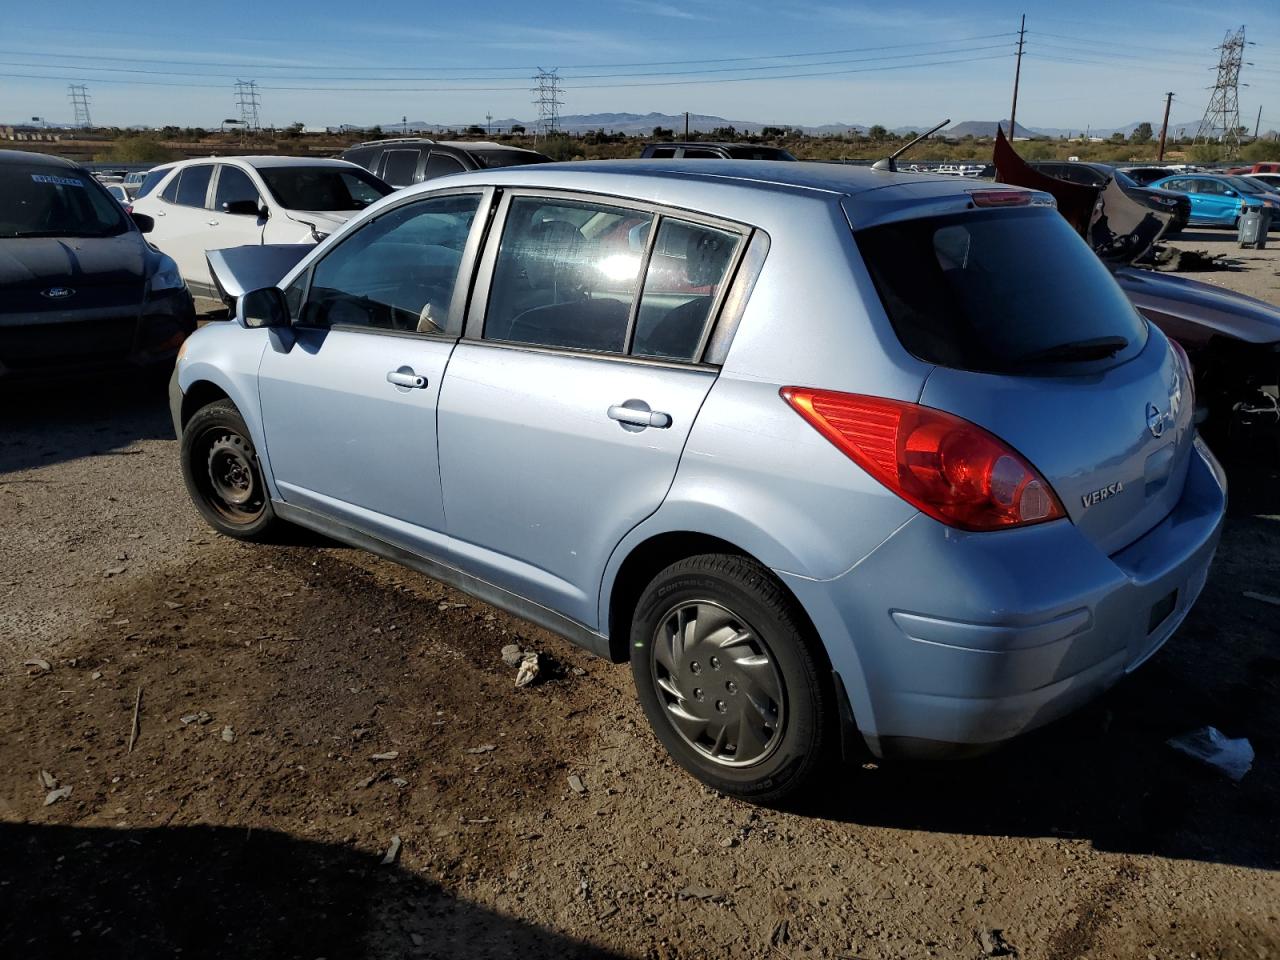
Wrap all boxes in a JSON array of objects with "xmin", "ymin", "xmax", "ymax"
[{"xmin": 855, "ymin": 207, "xmax": 1148, "ymax": 374}]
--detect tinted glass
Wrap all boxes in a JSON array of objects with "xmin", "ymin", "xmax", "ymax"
[
  {"xmin": 342, "ymin": 147, "xmax": 377, "ymax": 170},
  {"xmin": 423, "ymin": 152, "xmax": 467, "ymax": 181},
  {"xmin": 682, "ymin": 148, "xmax": 720, "ymax": 158},
  {"xmin": 380, "ymin": 150, "xmax": 420, "ymax": 187},
  {"xmin": 725, "ymin": 146, "xmax": 797, "ymax": 160},
  {"xmin": 159, "ymin": 170, "xmax": 181, "ymax": 202},
  {"xmin": 214, "ymin": 165, "xmax": 261, "ymax": 210},
  {"xmin": 855, "ymin": 208, "xmax": 1148, "ymax": 374},
  {"xmin": 1227, "ymin": 176, "xmax": 1267, "ymax": 195},
  {"xmin": 0, "ymin": 163, "xmax": 129, "ymax": 238},
  {"xmin": 175, "ymin": 165, "xmax": 213, "ymax": 207},
  {"xmin": 1197, "ymin": 179, "xmax": 1229, "ymax": 195},
  {"xmin": 468, "ymin": 149, "xmax": 551, "ymax": 169},
  {"xmin": 647, "ymin": 147, "xmax": 676, "ymax": 158},
  {"xmin": 303, "ymin": 194, "xmax": 480, "ymax": 333},
  {"xmin": 632, "ymin": 220, "xmax": 740, "ymax": 361},
  {"xmin": 485, "ymin": 197, "xmax": 652, "ymax": 352},
  {"xmin": 256, "ymin": 166, "xmax": 392, "ymax": 211}
]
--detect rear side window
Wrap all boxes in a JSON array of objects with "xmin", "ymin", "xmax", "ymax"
[
  {"xmin": 175, "ymin": 165, "xmax": 213, "ymax": 207},
  {"xmin": 380, "ymin": 149, "xmax": 420, "ymax": 187},
  {"xmin": 342, "ymin": 147, "xmax": 377, "ymax": 170},
  {"xmin": 647, "ymin": 147, "xmax": 676, "ymax": 158},
  {"xmin": 681, "ymin": 148, "xmax": 721, "ymax": 159},
  {"xmin": 855, "ymin": 208, "xmax": 1148, "ymax": 374}
]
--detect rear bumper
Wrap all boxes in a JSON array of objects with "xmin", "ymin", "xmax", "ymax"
[{"xmin": 782, "ymin": 436, "xmax": 1227, "ymax": 758}]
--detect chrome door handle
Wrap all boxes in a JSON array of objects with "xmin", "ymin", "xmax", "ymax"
[
  {"xmin": 386, "ymin": 369, "xmax": 427, "ymax": 389},
  {"xmin": 608, "ymin": 401, "xmax": 672, "ymax": 430},
  {"xmin": 206, "ymin": 219, "xmax": 219, "ymax": 226}
]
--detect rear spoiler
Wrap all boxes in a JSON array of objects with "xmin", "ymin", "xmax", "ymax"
[{"xmin": 206, "ymin": 244, "xmax": 312, "ymax": 306}]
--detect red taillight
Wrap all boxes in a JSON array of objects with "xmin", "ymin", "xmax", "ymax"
[
  {"xmin": 967, "ymin": 189, "xmax": 1030, "ymax": 207},
  {"xmin": 781, "ymin": 388, "xmax": 1066, "ymax": 532}
]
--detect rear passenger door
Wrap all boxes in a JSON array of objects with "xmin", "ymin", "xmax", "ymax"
[
  {"xmin": 155, "ymin": 163, "xmax": 217, "ymax": 294},
  {"xmin": 437, "ymin": 192, "xmax": 748, "ymax": 628}
]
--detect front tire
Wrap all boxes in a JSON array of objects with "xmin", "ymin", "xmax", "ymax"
[
  {"xmin": 630, "ymin": 554, "xmax": 833, "ymax": 804},
  {"xmin": 180, "ymin": 399, "xmax": 280, "ymax": 541}
]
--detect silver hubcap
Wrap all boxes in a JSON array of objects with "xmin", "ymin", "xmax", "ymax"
[{"xmin": 651, "ymin": 600, "xmax": 785, "ymax": 767}]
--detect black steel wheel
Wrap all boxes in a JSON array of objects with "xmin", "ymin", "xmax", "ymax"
[
  {"xmin": 180, "ymin": 399, "xmax": 279, "ymax": 540},
  {"xmin": 630, "ymin": 554, "xmax": 833, "ymax": 804}
]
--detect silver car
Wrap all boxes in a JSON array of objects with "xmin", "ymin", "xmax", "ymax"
[{"xmin": 171, "ymin": 161, "xmax": 1227, "ymax": 802}]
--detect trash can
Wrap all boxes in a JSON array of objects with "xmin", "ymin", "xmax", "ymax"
[{"xmin": 1238, "ymin": 206, "xmax": 1271, "ymax": 249}]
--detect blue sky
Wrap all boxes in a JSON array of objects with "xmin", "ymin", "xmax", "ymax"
[{"xmin": 3, "ymin": 0, "xmax": 1278, "ymax": 131}]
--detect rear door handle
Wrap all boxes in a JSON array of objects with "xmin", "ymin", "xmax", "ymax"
[
  {"xmin": 206, "ymin": 219, "xmax": 219, "ymax": 226},
  {"xmin": 387, "ymin": 368, "xmax": 427, "ymax": 389},
  {"xmin": 608, "ymin": 401, "xmax": 672, "ymax": 430}
]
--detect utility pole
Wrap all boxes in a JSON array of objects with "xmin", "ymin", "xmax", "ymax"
[
  {"xmin": 1254, "ymin": 104, "xmax": 1263, "ymax": 140},
  {"xmin": 684, "ymin": 111, "xmax": 690, "ymax": 138},
  {"xmin": 234, "ymin": 80, "xmax": 261, "ymax": 131},
  {"xmin": 486, "ymin": 112, "xmax": 493, "ymax": 135},
  {"xmin": 1157, "ymin": 91, "xmax": 1174, "ymax": 161},
  {"xmin": 68, "ymin": 84, "xmax": 92, "ymax": 128},
  {"xmin": 530, "ymin": 68, "xmax": 563, "ymax": 141},
  {"xmin": 1007, "ymin": 14, "xmax": 1026, "ymax": 139}
]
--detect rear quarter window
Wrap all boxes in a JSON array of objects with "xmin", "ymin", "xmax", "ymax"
[{"xmin": 854, "ymin": 208, "xmax": 1148, "ymax": 374}]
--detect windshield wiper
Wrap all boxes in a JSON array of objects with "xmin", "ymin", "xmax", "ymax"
[{"xmin": 1019, "ymin": 336, "xmax": 1129, "ymax": 363}]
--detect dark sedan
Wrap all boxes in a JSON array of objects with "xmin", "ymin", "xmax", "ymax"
[
  {"xmin": 0, "ymin": 151, "xmax": 195, "ymax": 383},
  {"xmin": 1029, "ymin": 161, "xmax": 1190, "ymax": 234}
]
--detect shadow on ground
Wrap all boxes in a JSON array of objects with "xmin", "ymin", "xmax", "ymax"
[
  {"xmin": 0, "ymin": 823, "xmax": 624, "ymax": 960},
  {"xmin": 0, "ymin": 374, "xmax": 174, "ymax": 475}
]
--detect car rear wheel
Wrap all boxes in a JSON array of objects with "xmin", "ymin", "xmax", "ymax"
[
  {"xmin": 181, "ymin": 399, "xmax": 280, "ymax": 540},
  {"xmin": 630, "ymin": 554, "xmax": 832, "ymax": 804}
]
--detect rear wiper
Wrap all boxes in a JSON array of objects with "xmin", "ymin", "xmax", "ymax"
[{"xmin": 1019, "ymin": 336, "xmax": 1129, "ymax": 363}]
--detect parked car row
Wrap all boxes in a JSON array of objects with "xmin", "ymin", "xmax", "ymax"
[{"xmin": 167, "ymin": 159, "xmax": 1228, "ymax": 801}]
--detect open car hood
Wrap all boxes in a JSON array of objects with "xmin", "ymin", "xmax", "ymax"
[
  {"xmin": 1113, "ymin": 266, "xmax": 1280, "ymax": 346},
  {"xmin": 993, "ymin": 129, "xmax": 1171, "ymax": 262},
  {"xmin": 207, "ymin": 244, "xmax": 312, "ymax": 305}
]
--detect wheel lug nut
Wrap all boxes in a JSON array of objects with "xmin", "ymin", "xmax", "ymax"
[
  {"xmin": 726, "ymin": 680, "xmax": 737, "ymax": 694},
  {"xmin": 709, "ymin": 656, "xmax": 721, "ymax": 670},
  {"xmin": 690, "ymin": 661, "xmax": 701, "ymax": 674},
  {"xmin": 715, "ymin": 700, "xmax": 727, "ymax": 713},
  {"xmin": 693, "ymin": 687, "xmax": 704, "ymax": 701}
]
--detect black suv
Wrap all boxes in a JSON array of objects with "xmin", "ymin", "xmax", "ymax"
[
  {"xmin": 1029, "ymin": 161, "xmax": 1190, "ymax": 234},
  {"xmin": 639, "ymin": 142, "xmax": 797, "ymax": 161},
  {"xmin": 339, "ymin": 138, "xmax": 551, "ymax": 189}
]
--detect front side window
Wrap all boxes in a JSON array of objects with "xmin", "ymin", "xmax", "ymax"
[
  {"xmin": 484, "ymin": 197, "xmax": 652, "ymax": 353},
  {"xmin": 256, "ymin": 166, "xmax": 392, "ymax": 212},
  {"xmin": 301, "ymin": 193, "xmax": 481, "ymax": 333},
  {"xmin": 681, "ymin": 148, "xmax": 721, "ymax": 159},
  {"xmin": 631, "ymin": 220, "xmax": 740, "ymax": 361},
  {"xmin": 135, "ymin": 167, "xmax": 170, "ymax": 198},
  {"xmin": 175, "ymin": 165, "xmax": 213, "ymax": 207},
  {"xmin": 380, "ymin": 150, "xmax": 420, "ymax": 187},
  {"xmin": 214, "ymin": 165, "xmax": 261, "ymax": 211}
]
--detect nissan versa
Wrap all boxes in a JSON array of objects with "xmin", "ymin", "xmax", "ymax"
[{"xmin": 170, "ymin": 161, "xmax": 1227, "ymax": 802}]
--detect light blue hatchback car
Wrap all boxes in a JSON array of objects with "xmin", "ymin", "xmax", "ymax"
[{"xmin": 172, "ymin": 161, "xmax": 1227, "ymax": 801}]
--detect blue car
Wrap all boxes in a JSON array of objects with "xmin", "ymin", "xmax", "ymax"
[
  {"xmin": 172, "ymin": 161, "xmax": 1226, "ymax": 801},
  {"xmin": 1148, "ymin": 173, "xmax": 1277, "ymax": 226}
]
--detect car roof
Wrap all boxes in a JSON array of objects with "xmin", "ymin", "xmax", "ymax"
[
  {"xmin": 167, "ymin": 155, "xmax": 359, "ymax": 169},
  {"xmin": 0, "ymin": 149, "xmax": 80, "ymax": 168}
]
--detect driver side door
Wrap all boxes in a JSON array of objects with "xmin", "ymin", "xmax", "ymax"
[{"xmin": 257, "ymin": 189, "xmax": 491, "ymax": 554}]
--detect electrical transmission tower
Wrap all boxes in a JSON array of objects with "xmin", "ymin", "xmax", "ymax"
[
  {"xmin": 234, "ymin": 80, "xmax": 262, "ymax": 131},
  {"xmin": 68, "ymin": 84, "xmax": 92, "ymax": 128},
  {"xmin": 1196, "ymin": 26, "xmax": 1250, "ymax": 153},
  {"xmin": 531, "ymin": 68, "xmax": 562, "ymax": 140}
]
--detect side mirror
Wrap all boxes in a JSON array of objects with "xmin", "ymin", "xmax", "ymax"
[
  {"xmin": 237, "ymin": 286, "xmax": 290, "ymax": 329},
  {"xmin": 1225, "ymin": 190, "xmax": 1237, "ymax": 197},
  {"xmin": 222, "ymin": 199, "xmax": 266, "ymax": 217},
  {"xmin": 130, "ymin": 212, "xmax": 155, "ymax": 234}
]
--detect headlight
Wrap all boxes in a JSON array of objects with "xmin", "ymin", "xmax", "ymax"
[{"xmin": 149, "ymin": 256, "xmax": 186, "ymax": 293}]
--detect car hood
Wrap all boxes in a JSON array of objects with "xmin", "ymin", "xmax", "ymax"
[
  {"xmin": 284, "ymin": 210, "xmax": 358, "ymax": 233},
  {"xmin": 1114, "ymin": 266, "xmax": 1280, "ymax": 345},
  {"xmin": 207, "ymin": 244, "xmax": 312, "ymax": 304},
  {"xmin": 0, "ymin": 233, "xmax": 147, "ymax": 290}
]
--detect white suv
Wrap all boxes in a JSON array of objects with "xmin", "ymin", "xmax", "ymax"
[{"xmin": 131, "ymin": 157, "xmax": 391, "ymax": 299}]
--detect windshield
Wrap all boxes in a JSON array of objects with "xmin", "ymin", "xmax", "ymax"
[
  {"xmin": 855, "ymin": 207, "xmax": 1148, "ymax": 374},
  {"xmin": 0, "ymin": 163, "xmax": 130, "ymax": 239},
  {"xmin": 1227, "ymin": 176, "xmax": 1268, "ymax": 195},
  {"xmin": 256, "ymin": 166, "xmax": 392, "ymax": 211},
  {"xmin": 469, "ymin": 149, "xmax": 551, "ymax": 169}
]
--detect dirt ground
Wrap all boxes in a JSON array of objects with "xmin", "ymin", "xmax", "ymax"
[{"xmin": 2, "ymin": 241, "xmax": 1279, "ymax": 960}]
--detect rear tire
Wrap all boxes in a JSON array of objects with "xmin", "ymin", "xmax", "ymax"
[
  {"xmin": 180, "ymin": 399, "xmax": 280, "ymax": 541},
  {"xmin": 629, "ymin": 554, "xmax": 833, "ymax": 804}
]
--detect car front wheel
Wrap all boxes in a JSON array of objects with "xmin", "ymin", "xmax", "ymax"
[
  {"xmin": 630, "ymin": 554, "xmax": 833, "ymax": 804},
  {"xmin": 180, "ymin": 399, "xmax": 280, "ymax": 540}
]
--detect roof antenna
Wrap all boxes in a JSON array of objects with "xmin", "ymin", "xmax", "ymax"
[{"xmin": 872, "ymin": 118, "xmax": 951, "ymax": 172}]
